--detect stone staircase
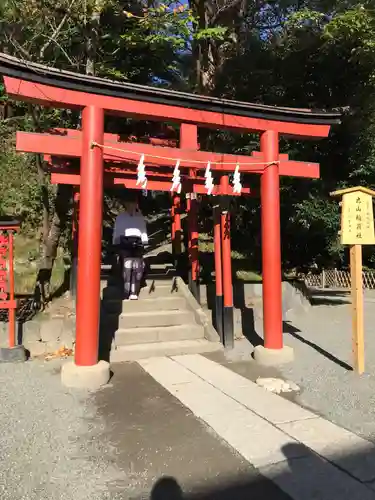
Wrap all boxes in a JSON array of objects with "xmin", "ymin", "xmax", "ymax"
[{"xmin": 100, "ymin": 263, "xmax": 222, "ymax": 362}]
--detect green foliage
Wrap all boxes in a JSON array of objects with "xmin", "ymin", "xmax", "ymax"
[
  {"xmin": 0, "ymin": 149, "xmax": 46, "ymax": 230},
  {"xmin": 3, "ymin": 0, "xmax": 375, "ymax": 275}
]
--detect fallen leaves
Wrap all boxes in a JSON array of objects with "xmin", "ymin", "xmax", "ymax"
[{"xmin": 45, "ymin": 346, "xmax": 74, "ymax": 361}]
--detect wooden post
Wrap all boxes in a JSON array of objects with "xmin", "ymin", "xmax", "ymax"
[
  {"xmin": 220, "ymin": 176, "xmax": 234, "ymax": 349},
  {"xmin": 180, "ymin": 123, "xmax": 200, "ymax": 303},
  {"xmin": 75, "ymin": 106, "xmax": 104, "ymax": 367},
  {"xmin": 8, "ymin": 231, "xmax": 15, "ymax": 348},
  {"xmin": 331, "ymin": 185, "xmax": 375, "ymax": 375},
  {"xmin": 213, "ymin": 205, "xmax": 223, "ymax": 343},
  {"xmin": 171, "ymin": 194, "xmax": 176, "ymax": 252},
  {"xmin": 0, "ymin": 219, "xmax": 20, "ymax": 349},
  {"xmin": 350, "ymin": 244, "xmax": 365, "ymax": 374},
  {"xmin": 70, "ymin": 188, "xmax": 79, "ymax": 301},
  {"xmin": 260, "ymin": 130, "xmax": 283, "ymax": 350}
]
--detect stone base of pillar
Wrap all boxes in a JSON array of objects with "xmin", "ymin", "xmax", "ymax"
[
  {"xmin": 0, "ymin": 345, "xmax": 27, "ymax": 363},
  {"xmin": 61, "ymin": 360, "xmax": 110, "ymax": 390},
  {"xmin": 253, "ymin": 345, "xmax": 294, "ymax": 366}
]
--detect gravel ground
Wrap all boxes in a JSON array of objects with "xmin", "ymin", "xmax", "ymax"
[
  {"xmin": 279, "ymin": 301, "xmax": 375, "ymax": 443},
  {"xmin": 0, "ymin": 357, "xmax": 291, "ymax": 500},
  {"xmin": 0, "ymin": 359, "xmax": 125, "ymax": 500},
  {"xmin": 226, "ymin": 292, "xmax": 374, "ymax": 443},
  {"xmin": 217, "ymin": 291, "xmax": 375, "ymax": 444}
]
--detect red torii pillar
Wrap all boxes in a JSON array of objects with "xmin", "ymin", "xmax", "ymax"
[
  {"xmin": 61, "ymin": 106, "xmax": 110, "ymax": 388},
  {"xmin": 181, "ymin": 124, "xmax": 200, "ymax": 303},
  {"xmin": 0, "ymin": 218, "xmax": 26, "ymax": 362},
  {"xmin": 213, "ymin": 205, "xmax": 223, "ymax": 342},
  {"xmin": 253, "ymin": 130, "xmax": 294, "ymax": 364},
  {"xmin": 220, "ymin": 175, "xmax": 234, "ymax": 349},
  {"xmin": 70, "ymin": 188, "xmax": 80, "ymax": 300},
  {"xmin": 171, "ymin": 194, "xmax": 182, "ymax": 263}
]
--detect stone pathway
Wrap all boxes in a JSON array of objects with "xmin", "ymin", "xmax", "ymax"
[
  {"xmin": 95, "ymin": 362, "xmax": 290, "ymax": 499},
  {"xmin": 140, "ymin": 354, "xmax": 375, "ymax": 500}
]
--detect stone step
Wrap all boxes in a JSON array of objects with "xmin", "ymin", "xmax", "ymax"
[
  {"xmin": 101, "ymin": 282, "xmax": 179, "ymax": 300},
  {"xmin": 103, "ymin": 295, "xmax": 187, "ymax": 314},
  {"xmin": 101, "ymin": 262, "xmax": 174, "ymax": 272},
  {"xmin": 114, "ymin": 324, "xmax": 204, "ymax": 346},
  {"xmin": 110, "ymin": 339, "xmax": 222, "ymax": 362},
  {"xmin": 146, "ymin": 272, "xmax": 177, "ymax": 280},
  {"xmin": 148, "ymin": 263, "xmax": 175, "ymax": 270},
  {"xmin": 144, "ymin": 278, "xmax": 177, "ymax": 289},
  {"xmin": 105, "ymin": 272, "xmax": 176, "ymax": 288},
  {"xmin": 118, "ymin": 309, "xmax": 194, "ymax": 329},
  {"xmin": 140, "ymin": 283, "xmax": 179, "ymax": 297}
]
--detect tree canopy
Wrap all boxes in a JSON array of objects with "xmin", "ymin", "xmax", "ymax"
[{"xmin": 1, "ymin": 0, "xmax": 375, "ymax": 291}]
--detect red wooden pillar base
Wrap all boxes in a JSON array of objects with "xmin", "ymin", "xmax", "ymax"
[
  {"xmin": 260, "ymin": 130, "xmax": 283, "ymax": 349},
  {"xmin": 174, "ymin": 196, "xmax": 182, "ymax": 257},
  {"xmin": 62, "ymin": 106, "xmax": 110, "ymax": 388},
  {"xmin": 181, "ymin": 123, "xmax": 200, "ymax": 303},
  {"xmin": 0, "ymin": 221, "xmax": 26, "ymax": 362},
  {"xmin": 254, "ymin": 130, "xmax": 294, "ymax": 364},
  {"xmin": 171, "ymin": 198, "xmax": 176, "ymax": 247},
  {"xmin": 188, "ymin": 193, "xmax": 200, "ymax": 303},
  {"xmin": 75, "ymin": 106, "xmax": 105, "ymax": 367},
  {"xmin": 171, "ymin": 194, "xmax": 182, "ymax": 258},
  {"xmin": 213, "ymin": 205, "xmax": 223, "ymax": 342},
  {"xmin": 8, "ymin": 231, "xmax": 15, "ymax": 348},
  {"xmin": 220, "ymin": 176, "xmax": 234, "ymax": 349},
  {"xmin": 70, "ymin": 188, "xmax": 80, "ymax": 300}
]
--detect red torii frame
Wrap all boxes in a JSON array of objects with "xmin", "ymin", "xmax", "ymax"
[
  {"xmin": 0, "ymin": 53, "xmax": 339, "ymax": 376},
  {"xmin": 17, "ymin": 131, "xmax": 321, "ymax": 178}
]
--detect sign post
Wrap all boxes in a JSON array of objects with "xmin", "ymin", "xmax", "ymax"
[{"xmin": 331, "ymin": 187, "xmax": 375, "ymax": 374}]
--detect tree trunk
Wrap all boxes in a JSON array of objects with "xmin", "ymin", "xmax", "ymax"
[
  {"xmin": 29, "ymin": 106, "xmax": 51, "ymax": 247},
  {"xmin": 33, "ymin": 2, "xmax": 104, "ymax": 307},
  {"xmin": 35, "ymin": 153, "xmax": 51, "ymax": 248},
  {"xmin": 34, "ymin": 184, "xmax": 72, "ymax": 306},
  {"xmin": 85, "ymin": 1, "xmax": 103, "ymax": 76}
]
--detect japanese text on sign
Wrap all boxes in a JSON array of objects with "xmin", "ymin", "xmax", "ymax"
[
  {"xmin": 0, "ymin": 235, "xmax": 8, "ymax": 300},
  {"xmin": 341, "ymin": 191, "xmax": 375, "ymax": 245}
]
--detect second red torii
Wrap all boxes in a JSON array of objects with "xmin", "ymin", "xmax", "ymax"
[{"xmin": 16, "ymin": 130, "xmax": 320, "ymax": 178}]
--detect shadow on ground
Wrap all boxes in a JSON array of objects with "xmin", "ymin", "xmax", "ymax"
[
  {"xmin": 147, "ymin": 439, "xmax": 375, "ymax": 498},
  {"xmin": 302, "ymin": 286, "xmax": 351, "ymax": 306},
  {"xmin": 283, "ymin": 321, "xmax": 353, "ymax": 371}
]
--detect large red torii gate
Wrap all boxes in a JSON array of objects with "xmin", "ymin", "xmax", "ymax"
[{"xmin": 0, "ymin": 53, "xmax": 340, "ymax": 388}]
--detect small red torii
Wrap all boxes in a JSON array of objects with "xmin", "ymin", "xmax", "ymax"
[{"xmin": 0, "ymin": 217, "xmax": 26, "ymax": 362}]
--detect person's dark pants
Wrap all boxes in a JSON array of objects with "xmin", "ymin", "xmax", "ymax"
[{"xmin": 119, "ymin": 248, "xmax": 144, "ymax": 299}]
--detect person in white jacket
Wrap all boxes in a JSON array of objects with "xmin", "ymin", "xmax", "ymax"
[{"xmin": 113, "ymin": 197, "xmax": 148, "ymax": 300}]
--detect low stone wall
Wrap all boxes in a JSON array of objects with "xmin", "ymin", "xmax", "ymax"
[
  {"xmin": 199, "ymin": 280, "xmax": 311, "ymax": 340},
  {"xmin": 176, "ymin": 277, "xmax": 221, "ymax": 343},
  {"xmin": 0, "ymin": 279, "xmax": 309, "ymax": 356},
  {"xmin": 0, "ymin": 315, "xmax": 76, "ymax": 358}
]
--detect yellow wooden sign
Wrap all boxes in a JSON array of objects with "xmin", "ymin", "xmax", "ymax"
[
  {"xmin": 341, "ymin": 191, "xmax": 375, "ymax": 244},
  {"xmin": 330, "ymin": 186, "xmax": 375, "ymax": 374},
  {"xmin": 331, "ymin": 186, "xmax": 375, "ymax": 245}
]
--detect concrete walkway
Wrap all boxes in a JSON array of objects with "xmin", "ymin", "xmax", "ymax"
[
  {"xmin": 139, "ymin": 354, "xmax": 375, "ymax": 500},
  {"xmin": 95, "ymin": 361, "xmax": 290, "ymax": 499}
]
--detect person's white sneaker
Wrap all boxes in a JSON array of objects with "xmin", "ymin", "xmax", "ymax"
[{"xmin": 129, "ymin": 294, "xmax": 138, "ymax": 300}]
